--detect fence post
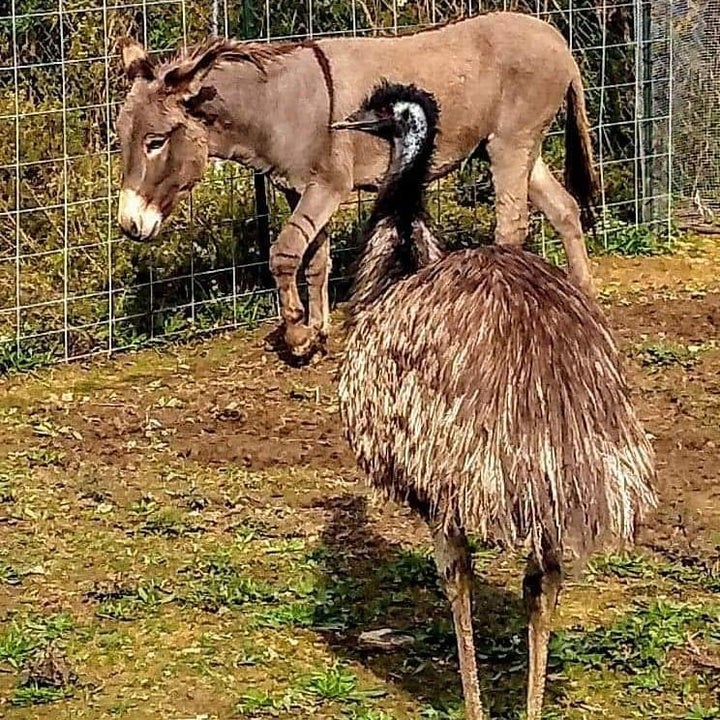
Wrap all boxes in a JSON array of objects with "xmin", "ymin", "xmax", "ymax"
[
  {"xmin": 633, "ymin": 0, "xmax": 657, "ymax": 223},
  {"xmin": 639, "ymin": 0, "xmax": 655, "ymax": 224},
  {"xmin": 253, "ymin": 171, "xmax": 273, "ymax": 287}
]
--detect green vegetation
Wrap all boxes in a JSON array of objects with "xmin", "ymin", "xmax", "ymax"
[{"xmin": 635, "ymin": 339, "xmax": 716, "ymax": 371}]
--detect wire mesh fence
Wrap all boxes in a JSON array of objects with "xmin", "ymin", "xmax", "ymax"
[
  {"xmin": 0, "ymin": 0, "xmax": 706, "ymax": 369},
  {"xmin": 664, "ymin": 0, "xmax": 720, "ymax": 220}
]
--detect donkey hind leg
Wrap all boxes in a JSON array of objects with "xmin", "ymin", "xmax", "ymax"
[
  {"xmin": 487, "ymin": 135, "xmax": 537, "ymax": 247},
  {"xmin": 269, "ymin": 183, "xmax": 343, "ymax": 356},
  {"xmin": 305, "ymin": 229, "xmax": 331, "ymax": 340},
  {"xmin": 432, "ymin": 524, "xmax": 487, "ymax": 720},
  {"xmin": 523, "ymin": 548, "xmax": 563, "ymax": 720},
  {"xmin": 529, "ymin": 156, "xmax": 594, "ymax": 298}
]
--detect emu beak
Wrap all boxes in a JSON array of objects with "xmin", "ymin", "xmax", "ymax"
[{"xmin": 332, "ymin": 109, "xmax": 386, "ymax": 133}]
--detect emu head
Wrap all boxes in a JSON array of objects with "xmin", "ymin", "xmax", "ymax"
[
  {"xmin": 115, "ymin": 38, "xmax": 220, "ymax": 241},
  {"xmin": 333, "ymin": 81, "xmax": 440, "ymax": 176}
]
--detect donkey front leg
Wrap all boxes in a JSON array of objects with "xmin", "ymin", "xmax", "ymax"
[
  {"xmin": 281, "ymin": 188, "xmax": 331, "ymax": 344},
  {"xmin": 269, "ymin": 182, "xmax": 343, "ymax": 357},
  {"xmin": 305, "ymin": 230, "xmax": 331, "ymax": 340}
]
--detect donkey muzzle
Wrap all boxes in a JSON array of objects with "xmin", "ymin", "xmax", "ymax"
[{"xmin": 118, "ymin": 188, "xmax": 163, "ymax": 241}]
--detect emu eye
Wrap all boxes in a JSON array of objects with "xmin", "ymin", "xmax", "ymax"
[{"xmin": 145, "ymin": 135, "xmax": 167, "ymax": 154}]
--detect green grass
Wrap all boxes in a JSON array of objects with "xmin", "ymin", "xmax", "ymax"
[
  {"xmin": 7, "ymin": 518, "xmax": 714, "ymax": 719},
  {"xmin": 635, "ymin": 339, "xmax": 712, "ymax": 371},
  {"xmin": 0, "ymin": 615, "xmax": 74, "ymax": 670},
  {"xmin": 180, "ymin": 553, "xmax": 274, "ymax": 612},
  {"xmin": 11, "ymin": 682, "xmax": 75, "ymax": 708},
  {"xmin": 303, "ymin": 664, "xmax": 368, "ymax": 701},
  {"xmin": 91, "ymin": 579, "xmax": 176, "ymax": 621}
]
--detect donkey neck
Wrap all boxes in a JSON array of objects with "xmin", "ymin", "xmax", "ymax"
[{"xmin": 197, "ymin": 49, "xmax": 331, "ymax": 182}]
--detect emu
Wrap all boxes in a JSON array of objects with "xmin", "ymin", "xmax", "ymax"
[
  {"xmin": 334, "ymin": 82, "xmax": 656, "ymax": 720},
  {"xmin": 116, "ymin": 12, "xmax": 598, "ymax": 358}
]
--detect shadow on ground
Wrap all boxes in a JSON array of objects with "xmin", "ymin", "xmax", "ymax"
[{"xmin": 309, "ymin": 493, "xmax": 567, "ymax": 718}]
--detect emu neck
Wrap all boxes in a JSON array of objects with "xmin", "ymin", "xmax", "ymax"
[
  {"xmin": 367, "ymin": 137, "xmax": 431, "ymax": 241},
  {"xmin": 349, "ymin": 138, "xmax": 436, "ymax": 316}
]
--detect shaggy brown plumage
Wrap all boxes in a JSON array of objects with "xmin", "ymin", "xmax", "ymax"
[{"xmin": 340, "ymin": 243, "xmax": 656, "ymax": 562}]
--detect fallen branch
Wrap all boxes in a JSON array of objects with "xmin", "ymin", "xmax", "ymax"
[{"xmin": 679, "ymin": 223, "xmax": 720, "ymax": 236}]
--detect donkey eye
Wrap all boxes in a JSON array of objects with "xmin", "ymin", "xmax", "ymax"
[{"xmin": 145, "ymin": 136, "xmax": 167, "ymax": 154}]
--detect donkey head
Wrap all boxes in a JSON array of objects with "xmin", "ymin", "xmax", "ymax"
[{"xmin": 115, "ymin": 39, "xmax": 221, "ymax": 241}]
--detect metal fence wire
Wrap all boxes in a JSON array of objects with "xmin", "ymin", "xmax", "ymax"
[
  {"xmin": 0, "ymin": 0, "xmax": 711, "ymax": 368},
  {"xmin": 665, "ymin": 0, "xmax": 720, "ymax": 220}
]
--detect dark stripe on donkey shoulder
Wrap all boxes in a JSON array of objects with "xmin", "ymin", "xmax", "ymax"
[{"xmin": 302, "ymin": 41, "xmax": 335, "ymax": 125}]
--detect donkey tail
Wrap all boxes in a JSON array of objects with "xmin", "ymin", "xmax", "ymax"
[{"xmin": 565, "ymin": 71, "xmax": 599, "ymax": 232}]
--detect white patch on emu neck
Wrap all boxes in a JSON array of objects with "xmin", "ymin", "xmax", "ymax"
[{"xmin": 393, "ymin": 101, "xmax": 428, "ymax": 168}]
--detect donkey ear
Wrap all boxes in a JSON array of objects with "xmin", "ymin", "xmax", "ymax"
[
  {"xmin": 118, "ymin": 38, "xmax": 155, "ymax": 82},
  {"xmin": 162, "ymin": 40, "xmax": 225, "ymax": 95}
]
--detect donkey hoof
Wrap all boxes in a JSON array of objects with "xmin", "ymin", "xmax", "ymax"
[
  {"xmin": 317, "ymin": 322, "xmax": 331, "ymax": 341},
  {"xmin": 285, "ymin": 323, "xmax": 319, "ymax": 358},
  {"xmin": 263, "ymin": 323, "xmax": 287, "ymax": 351},
  {"xmin": 314, "ymin": 330, "xmax": 330, "ymax": 357}
]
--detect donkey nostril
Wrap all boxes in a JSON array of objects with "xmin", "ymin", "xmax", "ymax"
[{"xmin": 121, "ymin": 218, "xmax": 142, "ymax": 241}]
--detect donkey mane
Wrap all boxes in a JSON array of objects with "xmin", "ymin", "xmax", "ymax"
[
  {"xmin": 162, "ymin": 37, "xmax": 305, "ymax": 79},
  {"xmin": 159, "ymin": 15, "xmax": 479, "ymax": 81}
]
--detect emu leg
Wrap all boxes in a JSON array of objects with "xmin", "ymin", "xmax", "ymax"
[
  {"xmin": 269, "ymin": 184, "xmax": 344, "ymax": 356},
  {"xmin": 529, "ymin": 156, "xmax": 594, "ymax": 298},
  {"xmin": 487, "ymin": 136, "xmax": 536, "ymax": 247},
  {"xmin": 432, "ymin": 526, "xmax": 487, "ymax": 720},
  {"xmin": 523, "ymin": 551, "xmax": 562, "ymax": 720}
]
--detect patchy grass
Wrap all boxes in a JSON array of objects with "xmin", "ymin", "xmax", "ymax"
[
  {"xmin": 0, "ymin": 250, "xmax": 719, "ymax": 718},
  {"xmin": 634, "ymin": 339, "xmax": 715, "ymax": 371}
]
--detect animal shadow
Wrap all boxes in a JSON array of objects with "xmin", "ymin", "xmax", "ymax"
[{"xmin": 310, "ymin": 493, "xmax": 568, "ymax": 718}]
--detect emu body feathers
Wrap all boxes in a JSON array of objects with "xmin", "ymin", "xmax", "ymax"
[{"xmin": 339, "ymin": 244, "xmax": 656, "ymax": 563}]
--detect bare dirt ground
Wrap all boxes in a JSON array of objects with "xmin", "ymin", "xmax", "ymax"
[{"xmin": 0, "ymin": 241, "xmax": 718, "ymax": 719}]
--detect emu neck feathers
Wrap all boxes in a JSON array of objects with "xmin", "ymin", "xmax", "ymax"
[{"xmin": 348, "ymin": 217, "xmax": 443, "ymax": 316}]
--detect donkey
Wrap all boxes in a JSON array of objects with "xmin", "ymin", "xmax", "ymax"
[{"xmin": 116, "ymin": 11, "xmax": 598, "ymax": 357}]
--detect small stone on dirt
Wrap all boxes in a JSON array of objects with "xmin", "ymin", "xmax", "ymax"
[{"xmin": 358, "ymin": 628, "xmax": 415, "ymax": 650}]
